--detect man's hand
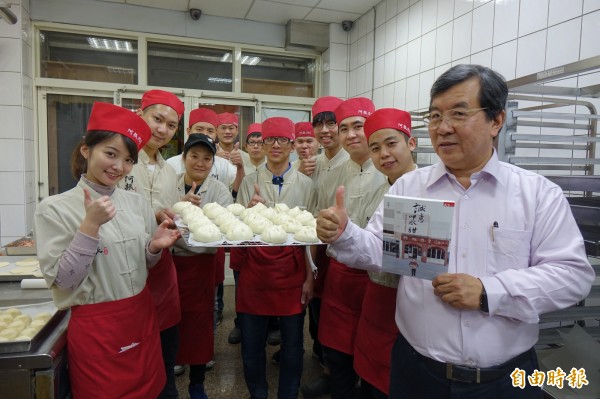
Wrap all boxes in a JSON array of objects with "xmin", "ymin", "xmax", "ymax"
[
  {"xmin": 298, "ymin": 156, "xmax": 317, "ymax": 176},
  {"xmin": 316, "ymin": 186, "xmax": 348, "ymax": 243},
  {"xmin": 216, "ymin": 146, "xmax": 229, "ymax": 160},
  {"xmin": 149, "ymin": 220, "xmax": 181, "ymax": 254},
  {"xmin": 301, "ymin": 273, "xmax": 314, "ymax": 307},
  {"xmin": 249, "ymin": 183, "xmax": 266, "ymax": 207},
  {"xmin": 230, "ymin": 143, "xmax": 244, "ymax": 169},
  {"xmin": 155, "ymin": 207, "xmax": 177, "ymax": 228},
  {"xmin": 432, "ymin": 273, "xmax": 483, "ymax": 310},
  {"xmin": 181, "ymin": 182, "xmax": 201, "ymax": 206}
]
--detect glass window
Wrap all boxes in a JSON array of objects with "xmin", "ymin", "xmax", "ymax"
[
  {"xmin": 148, "ymin": 42, "xmax": 233, "ymax": 91},
  {"xmin": 241, "ymin": 52, "xmax": 316, "ymax": 97},
  {"xmin": 40, "ymin": 31, "xmax": 138, "ymax": 84}
]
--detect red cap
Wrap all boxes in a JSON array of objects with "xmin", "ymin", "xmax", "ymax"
[
  {"xmin": 335, "ymin": 97, "xmax": 375, "ymax": 124},
  {"xmin": 189, "ymin": 108, "xmax": 219, "ymax": 128},
  {"xmin": 262, "ymin": 117, "xmax": 295, "ymax": 141},
  {"xmin": 141, "ymin": 90, "xmax": 185, "ymax": 120},
  {"xmin": 294, "ymin": 122, "xmax": 315, "ymax": 138},
  {"xmin": 364, "ymin": 108, "xmax": 412, "ymax": 141},
  {"xmin": 87, "ymin": 102, "xmax": 151, "ymax": 150},
  {"xmin": 218, "ymin": 112, "xmax": 239, "ymax": 127},
  {"xmin": 312, "ymin": 96, "xmax": 343, "ymax": 117},
  {"xmin": 247, "ymin": 123, "xmax": 262, "ymax": 136}
]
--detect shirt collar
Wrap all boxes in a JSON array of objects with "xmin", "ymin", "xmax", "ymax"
[{"xmin": 426, "ymin": 149, "xmax": 504, "ymax": 189}]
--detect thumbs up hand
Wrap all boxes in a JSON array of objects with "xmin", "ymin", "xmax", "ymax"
[
  {"xmin": 229, "ymin": 143, "xmax": 243, "ymax": 169},
  {"xmin": 80, "ymin": 188, "xmax": 116, "ymax": 237},
  {"xmin": 249, "ymin": 183, "xmax": 266, "ymax": 207},
  {"xmin": 182, "ymin": 182, "xmax": 201, "ymax": 206},
  {"xmin": 316, "ymin": 186, "xmax": 348, "ymax": 243}
]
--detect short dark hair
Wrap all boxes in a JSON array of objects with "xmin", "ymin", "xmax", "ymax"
[
  {"xmin": 312, "ymin": 111, "xmax": 336, "ymax": 126},
  {"xmin": 247, "ymin": 132, "xmax": 261, "ymax": 140},
  {"xmin": 430, "ymin": 64, "xmax": 508, "ymax": 122},
  {"xmin": 70, "ymin": 131, "xmax": 138, "ymax": 180}
]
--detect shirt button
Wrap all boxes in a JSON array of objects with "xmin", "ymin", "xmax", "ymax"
[
  {"xmin": 464, "ymin": 195, "xmax": 469, "ymax": 199},
  {"xmin": 462, "ymin": 253, "xmax": 467, "ymax": 258},
  {"xmin": 464, "ymin": 321, "xmax": 470, "ymax": 327},
  {"xmin": 463, "ymin": 223, "xmax": 468, "ymax": 229}
]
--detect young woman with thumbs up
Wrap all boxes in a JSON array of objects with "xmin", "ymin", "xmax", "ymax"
[{"xmin": 33, "ymin": 102, "xmax": 180, "ymax": 399}]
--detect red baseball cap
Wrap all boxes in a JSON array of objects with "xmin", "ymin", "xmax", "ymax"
[
  {"xmin": 87, "ymin": 102, "xmax": 151, "ymax": 150},
  {"xmin": 218, "ymin": 112, "xmax": 239, "ymax": 127},
  {"xmin": 312, "ymin": 96, "xmax": 343, "ymax": 117},
  {"xmin": 294, "ymin": 122, "xmax": 315, "ymax": 138},
  {"xmin": 247, "ymin": 123, "xmax": 262, "ymax": 136},
  {"xmin": 364, "ymin": 108, "xmax": 412, "ymax": 141},
  {"xmin": 335, "ymin": 97, "xmax": 375, "ymax": 124},
  {"xmin": 189, "ymin": 108, "xmax": 219, "ymax": 128},
  {"xmin": 141, "ymin": 90, "xmax": 185, "ymax": 120},
  {"xmin": 262, "ymin": 117, "xmax": 295, "ymax": 141}
]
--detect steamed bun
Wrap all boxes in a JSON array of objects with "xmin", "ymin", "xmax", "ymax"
[
  {"xmin": 172, "ymin": 201, "xmax": 193, "ymax": 215},
  {"xmin": 294, "ymin": 226, "xmax": 319, "ymax": 243},
  {"xmin": 191, "ymin": 223, "xmax": 222, "ymax": 243},
  {"xmin": 225, "ymin": 224, "xmax": 254, "ymax": 241},
  {"xmin": 227, "ymin": 203, "xmax": 246, "ymax": 216},
  {"xmin": 261, "ymin": 225, "xmax": 288, "ymax": 244}
]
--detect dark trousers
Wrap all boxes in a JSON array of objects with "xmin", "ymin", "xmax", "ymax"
[
  {"xmin": 157, "ymin": 324, "xmax": 179, "ymax": 399},
  {"xmin": 308, "ymin": 297, "xmax": 324, "ymax": 364},
  {"xmin": 240, "ymin": 312, "xmax": 304, "ymax": 399},
  {"xmin": 359, "ymin": 379, "xmax": 388, "ymax": 399},
  {"xmin": 389, "ymin": 333, "xmax": 544, "ymax": 399},
  {"xmin": 233, "ymin": 270, "xmax": 240, "ymax": 328},
  {"xmin": 189, "ymin": 364, "xmax": 207, "ymax": 386},
  {"xmin": 323, "ymin": 345, "xmax": 358, "ymax": 399}
]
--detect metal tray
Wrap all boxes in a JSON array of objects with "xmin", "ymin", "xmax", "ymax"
[
  {"xmin": 3, "ymin": 238, "xmax": 36, "ymax": 256},
  {"xmin": 0, "ymin": 256, "xmax": 41, "ymax": 282},
  {"xmin": 0, "ymin": 301, "xmax": 62, "ymax": 354}
]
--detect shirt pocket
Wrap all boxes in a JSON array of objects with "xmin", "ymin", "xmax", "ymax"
[{"xmin": 486, "ymin": 228, "xmax": 531, "ymax": 275}]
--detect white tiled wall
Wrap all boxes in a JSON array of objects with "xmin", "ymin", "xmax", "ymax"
[{"xmin": 0, "ymin": 0, "xmax": 34, "ymax": 246}]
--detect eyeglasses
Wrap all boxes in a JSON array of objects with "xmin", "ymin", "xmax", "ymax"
[
  {"xmin": 263, "ymin": 137, "xmax": 291, "ymax": 145},
  {"xmin": 247, "ymin": 141, "xmax": 263, "ymax": 147},
  {"xmin": 423, "ymin": 108, "xmax": 488, "ymax": 129},
  {"xmin": 314, "ymin": 121, "xmax": 337, "ymax": 130}
]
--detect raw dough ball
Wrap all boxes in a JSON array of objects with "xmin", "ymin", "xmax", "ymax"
[
  {"xmin": 14, "ymin": 314, "xmax": 31, "ymax": 324},
  {"xmin": 0, "ymin": 337, "xmax": 8, "ymax": 342},
  {"xmin": 3, "ymin": 308, "xmax": 21, "ymax": 317},
  {"xmin": 21, "ymin": 327, "xmax": 38, "ymax": 336},
  {"xmin": 294, "ymin": 226, "xmax": 320, "ymax": 243},
  {"xmin": 296, "ymin": 210, "xmax": 315, "ymax": 226},
  {"xmin": 214, "ymin": 211, "xmax": 236, "ymax": 226},
  {"xmin": 261, "ymin": 225, "xmax": 288, "ymax": 244},
  {"xmin": 225, "ymin": 224, "xmax": 254, "ymax": 241},
  {"xmin": 16, "ymin": 334, "xmax": 33, "ymax": 340},
  {"xmin": 0, "ymin": 321, "xmax": 8, "ymax": 330},
  {"xmin": 30, "ymin": 320, "xmax": 46, "ymax": 329},
  {"xmin": 287, "ymin": 206, "xmax": 302, "ymax": 217},
  {"xmin": 226, "ymin": 203, "xmax": 246, "ymax": 216},
  {"xmin": 274, "ymin": 203, "xmax": 290, "ymax": 213},
  {"xmin": 8, "ymin": 320, "xmax": 26, "ymax": 332},
  {"xmin": 251, "ymin": 202, "xmax": 267, "ymax": 212},
  {"xmin": 259, "ymin": 207, "xmax": 277, "ymax": 221},
  {"xmin": 202, "ymin": 202, "xmax": 225, "ymax": 219},
  {"xmin": 248, "ymin": 216, "xmax": 273, "ymax": 234},
  {"xmin": 282, "ymin": 218, "xmax": 303, "ymax": 234},
  {"xmin": 0, "ymin": 314, "xmax": 13, "ymax": 324},
  {"xmin": 172, "ymin": 201, "xmax": 193, "ymax": 215},
  {"xmin": 0, "ymin": 328, "xmax": 18, "ymax": 340},
  {"xmin": 191, "ymin": 224, "xmax": 222, "ymax": 243},
  {"xmin": 33, "ymin": 312, "xmax": 53, "ymax": 322},
  {"xmin": 271, "ymin": 213, "xmax": 292, "ymax": 226}
]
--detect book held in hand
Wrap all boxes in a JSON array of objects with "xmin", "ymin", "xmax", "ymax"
[{"xmin": 382, "ymin": 194, "xmax": 455, "ymax": 280}]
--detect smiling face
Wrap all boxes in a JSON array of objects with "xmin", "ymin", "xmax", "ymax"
[
  {"xmin": 217, "ymin": 124, "xmax": 238, "ymax": 147},
  {"xmin": 339, "ymin": 116, "xmax": 369, "ymax": 163},
  {"xmin": 428, "ymin": 77, "xmax": 504, "ymax": 177},
  {"xmin": 314, "ymin": 120, "xmax": 341, "ymax": 151},
  {"xmin": 264, "ymin": 137, "xmax": 294, "ymax": 168},
  {"xmin": 183, "ymin": 144, "xmax": 214, "ymax": 184},
  {"xmin": 81, "ymin": 134, "xmax": 135, "ymax": 187},
  {"xmin": 369, "ymin": 129, "xmax": 416, "ymax": 183},
  {"xmin": 138, "ymin": 104, "xmax": 179, "ymax": 151}
]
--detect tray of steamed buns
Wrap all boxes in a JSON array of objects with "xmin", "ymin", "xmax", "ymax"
[
  {"xmin": 0, "ymin": 301, "xmax": 59, "ymax": 353},
  {"xmin": 174, "ymin": 201, "xmax": 324, "ymax": 247}
]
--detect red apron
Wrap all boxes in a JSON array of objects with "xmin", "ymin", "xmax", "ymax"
[
  {"xmin": 353, "ymin": 280, "xmax": 399, "ymax": 395},
  {"xmin": 229, "ymin": 248, "xmax": 243, "ymax": 272},
  {"xmin": 68, "ymin": 286, "xmax": 165, "ymax": 399},
  {"xmin": 237, "ymin": 246, "xmax": 305, "ymax": 316},
  {"xmin": 318, "ymin": 258, "xmax": 369, "ymax": 355},
  {"xmin": 214, "ymin": 248, "xmax": 225, "ymax": 285},
  {"xmin": 147, "ymin": 248, "xmax": 181, "ymax": 331},
  {"xmin": 174, "ymin": 253, "xmax": 216, "ymax": 365}
]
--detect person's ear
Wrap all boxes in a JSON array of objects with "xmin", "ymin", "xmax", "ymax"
[
  {"xmin": 80, "ymin": 144, "xmax": 90, "ymax": 160},
  {"xmin": 490, "ymin": 110, "xmax": 506, "ymax": 139}
]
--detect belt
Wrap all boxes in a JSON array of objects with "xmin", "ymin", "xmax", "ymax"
[{"xmin": 417, "ymin": 347, "xmax": 534, "ymax": 384}]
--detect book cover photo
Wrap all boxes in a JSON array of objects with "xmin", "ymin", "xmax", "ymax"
[{"xmin": 381, "ymin": 194, "xmax": 455, "ymax": 280}]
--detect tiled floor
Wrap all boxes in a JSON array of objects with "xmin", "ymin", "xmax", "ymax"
[{"xmin": 175, "ymin": 285, "xmax": 325, "ymax": 398}]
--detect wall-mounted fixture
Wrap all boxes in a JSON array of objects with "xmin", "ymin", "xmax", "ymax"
[{"xmin": 0, "ymin": 2, "xmax": 17, "ymax": 25}]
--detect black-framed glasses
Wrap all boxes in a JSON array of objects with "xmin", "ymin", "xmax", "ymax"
[
  {"xmin": 263, "ymin": 137, "xmax": 291, "ymax": 145},
  {"xmin": 247, "ymin": 141, "xmax": 263, "ymax": 147},
  {"xmin": 314, "ymin": 121, "xmax": 337, "ymax": 130},
  {"xmin": 423, "ymin": 108, "xmax": 488, "ymax": 129}
]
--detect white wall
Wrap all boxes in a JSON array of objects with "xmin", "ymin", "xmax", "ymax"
[{"xmin": 0, "ymin": 0, "xmax": 35, "ymax": 246}]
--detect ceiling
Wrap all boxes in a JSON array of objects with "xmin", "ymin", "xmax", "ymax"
[{"xmin": 99, "ymin": 0, "xmax": 380, "ymax": 25}]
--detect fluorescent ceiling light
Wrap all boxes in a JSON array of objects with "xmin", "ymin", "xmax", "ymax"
[
  {"xmin": 87, "ymin": 37, "xmax": 134, "ymax": 52},
  {"xmin": 208, "ymin": 77, "xmax": 232, "ymax": 84}
]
